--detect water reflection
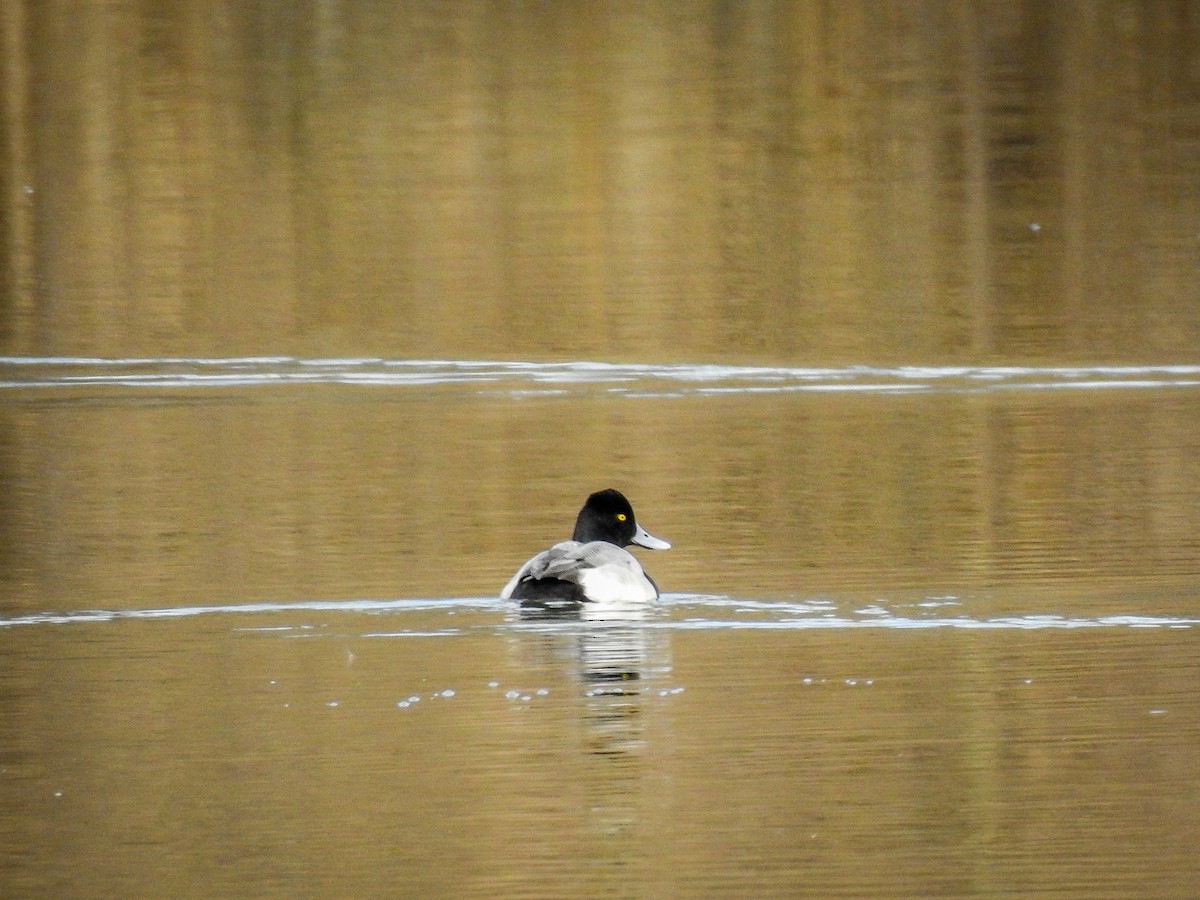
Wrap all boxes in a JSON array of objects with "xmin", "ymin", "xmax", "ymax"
[
  {"xmin": 6, "ymin": 4, "xmax": 1200, "ymax": 364},
  {"xmin": 5, "ymin": 2, "xmax": 1200, "ymax": 894},
  {"xmin": 507, "ymin": 604, "xmax": 672, "ymax": 759},
  {"xmin": 0, "ymin": 594, "xmax": 1196, "ymax": 896},
  {"xmin": 497, "ymin": 606, "xmax": 678, "ymax": 877}
]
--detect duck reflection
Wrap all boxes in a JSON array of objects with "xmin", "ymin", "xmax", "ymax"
[
  {"xmin": 511, "ymin": 603, "xmax": 669, "ymax": 697},
  {"xmin": 505, "ymin": 604, "xmax": 674, "ymax": 841},
  {"xmin": 506, "ymin": 607, "xmax": 676, "ymax": 763}
]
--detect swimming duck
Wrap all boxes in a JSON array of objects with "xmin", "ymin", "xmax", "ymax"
[{"xmin": 501, "ymin": 488, "xmax": 671, "ymax": 607}]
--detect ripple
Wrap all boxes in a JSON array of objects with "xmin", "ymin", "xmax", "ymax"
[
  {"xmin": 2, "ymin": 357, "xmax": 1199, "ymax": 396},
  {"xmin": 0, "ymin": 594, "xmax": 1193, "ymax": 631},
  {"xmin": 0, "ymin": 597, "xmax": 501, "ymax": 628}
]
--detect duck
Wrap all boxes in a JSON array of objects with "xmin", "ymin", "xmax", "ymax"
[{"xmin": 501, "ymin": 488, "xmax": 671, "ymax": 608}]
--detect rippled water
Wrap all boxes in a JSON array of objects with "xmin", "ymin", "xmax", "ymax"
[
  {"xmin": 3, "ymin": 594, "xmax": 1198, "ymax": 633},
  {"xmin": 6, "ymin": 356, "xmax": 1200, "ymax": 394},
  {"xmin": 3, "ymin": 594, "xmax": 1198, "ymax": 897},
  {"xmin": 6, "ymin": 4, "xmax": 1200, "ymax": 894},
  {"xmin": 2, "ymin": 358, "xmax": 1198, "ymax": 897}
]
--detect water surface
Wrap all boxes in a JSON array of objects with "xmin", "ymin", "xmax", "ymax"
[
  {"xmin": 4, "ymin": 2, "xmax": 1200, "ymax": 896},
  {"xmin": 1, "ymin": 361, "xmax": 1198, "ymax": 897}
]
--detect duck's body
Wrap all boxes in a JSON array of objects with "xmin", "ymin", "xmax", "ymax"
[{"xmin": 501, "ymin": 489, "xmax": 670, "ymax": 608}]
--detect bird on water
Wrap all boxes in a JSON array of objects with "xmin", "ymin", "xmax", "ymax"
[{"xmin": 500, "ymin": 488, "xmax": 670, "ymax": 609}]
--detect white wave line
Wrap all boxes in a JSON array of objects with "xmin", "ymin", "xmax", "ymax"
[
  {"xmin": 0, "ymin": 601, "xmax": 1193, "ymax": 631},
  {"xmin": 2, "ymin": 358, "xmax": 1200, "ymax": 394},
  {"xmin": 0, "ymin": 597, "xmax": 501, "ymax": 627}
]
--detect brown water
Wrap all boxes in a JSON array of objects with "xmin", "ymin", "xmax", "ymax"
[
  {"xmin": 2, "ymin": 365, "xmax": 1199, "ymax": 899},
  {"xmin": 4, "ymin": 2, "xmax": 1200, "ymax": 898},
  {"xmin": 5, "ymin": 3, "xmax": 1200, "ymax": 364}
]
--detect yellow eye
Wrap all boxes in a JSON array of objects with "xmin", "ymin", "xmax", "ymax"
[{"xmin": 616, "ymin": 513, "xmax": 627, "ymax": 522}]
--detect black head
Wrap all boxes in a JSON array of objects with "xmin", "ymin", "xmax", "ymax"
[{"xmin": 572, "ymin": 489, "xmax": 671, "ymax": 550}]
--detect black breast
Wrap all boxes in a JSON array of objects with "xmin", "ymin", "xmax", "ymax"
[{"xmin": 510, "ymin": 577, "xmax": 588, "ymax": 607}]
